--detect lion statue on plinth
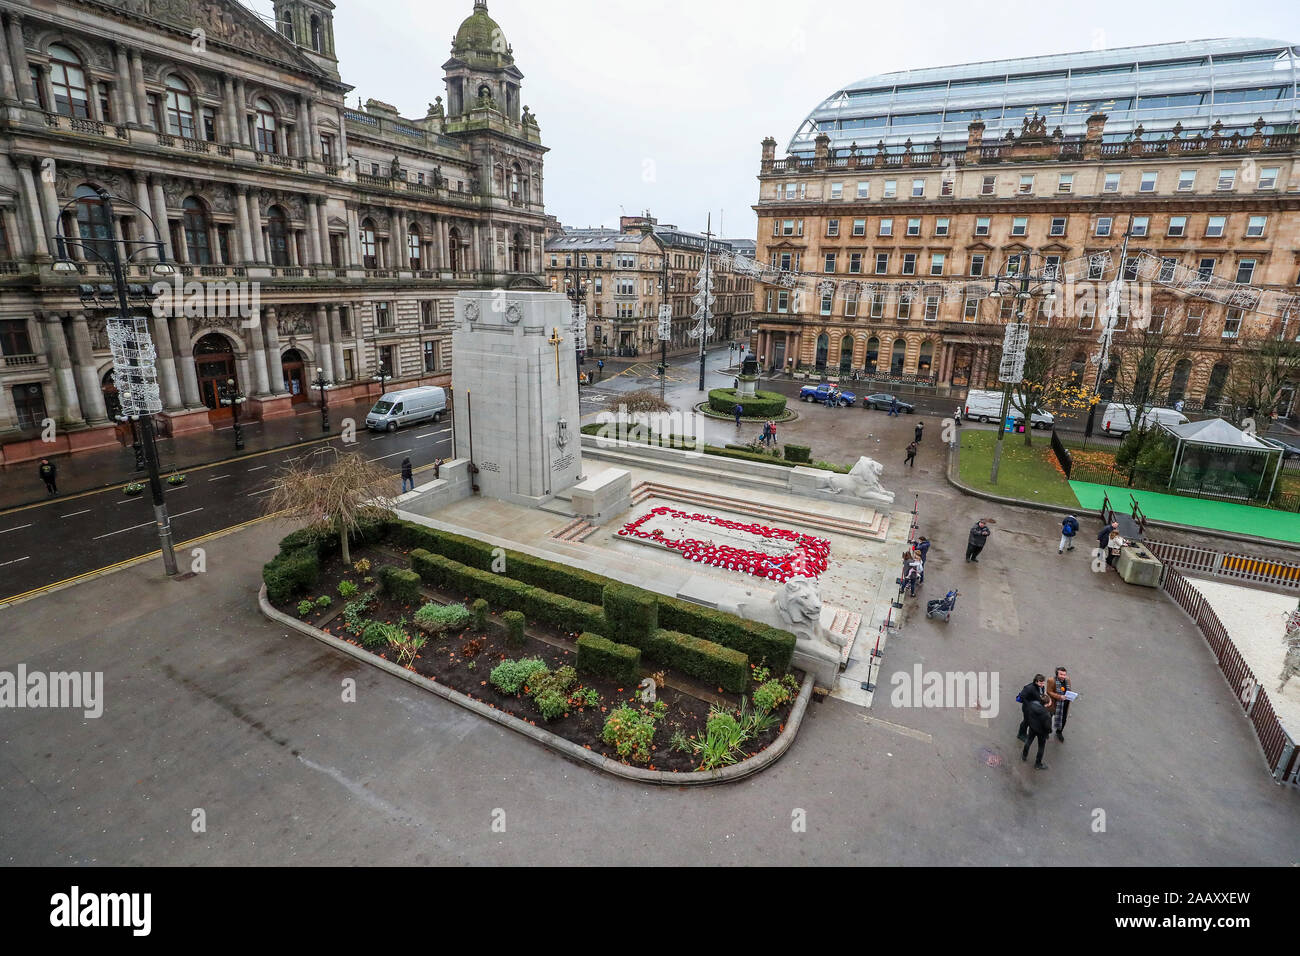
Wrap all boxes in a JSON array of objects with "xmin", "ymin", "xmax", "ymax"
[
  {"xmin": 719, "ymin": 577, "xmax": 846, "ymax": 659},
  {"xmin": 810, "ymin": 456, "xmax": 894, "ymax": 505}
]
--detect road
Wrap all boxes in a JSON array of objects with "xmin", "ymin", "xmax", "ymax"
[{"xmin": 0, "ymin": 421, "xmax": 454, "ymax": 603}]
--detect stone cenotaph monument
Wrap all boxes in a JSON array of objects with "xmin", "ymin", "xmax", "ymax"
[{"xmin": 451, "ymin": 290, "xmax": 584, "ymax": 506}]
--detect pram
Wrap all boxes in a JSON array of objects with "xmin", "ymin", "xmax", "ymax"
[{"xmin": 925, "ymin": 589, "xmax": 959, "ymax": 622}]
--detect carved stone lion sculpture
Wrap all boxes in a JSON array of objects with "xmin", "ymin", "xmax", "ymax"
[
  {"xmin": 811, "ymin": 456, "xmax": 895, "ymax": 505},
  {"xmin": 718, "ymin": 578, "xmax": 844, "ymax": 657}
]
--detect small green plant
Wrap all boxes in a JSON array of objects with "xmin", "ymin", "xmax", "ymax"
[
  {"xmin": 342, "ymin": 592, "xmax": 375, "ymax": 634},
  {"xmin": 503, "ymin": 610, "xmax": 526, "ymax": 648},
  {"xmin": 363, "ymin": 575, "xmax": 375, "ymax": 585},
  {"xmin": 166, "ymin": 473, "xmax": 186, "ymax": 485},
  {"xmin": 751, "ymin": 662, "xmax": 772, "ymax": 685},
  {"xmin": 123, "ymin": 482, "xmax": 145, "ymax": 495},
  {"xmin": 413, "ymin": 602, "xmax": 472, "ymax": 635},
  {"xmin": 471, "ymin": 598, "xmax": 488, "ymax": 629},
  {"xmin": 528, "ymin": 665, "xmax": 576, "ymax": 701},
  {"xmin": 352, "ymin": 558, "xmax": 372, "ymax": 575},
  {"xmin": 467, "ymin": 660, "xmax": 477, "ymax": 671},
  {"xmin": 753, "ymin": 678, "xmax": 792, "ymax": 715},
  {"xmin": 601, "ymin": 704, "xmax": 657, "ymax": 763},
  {"xmin": 489, "ymin": 657, "xmax": 548, "ymax": 695},
  {"xmin": 387, "ymin": 629, "xmax": 427, "ymax": 668},
  {"xmin": 297, "ymin": 599, "xmax": 315, "ymax": 617},
  {"xmin": 669, "ymin": 729, "xmax": 694, "ymax": 754},
  {"xmin": 338, "ymin": 580, "xmax": 359, "ymax": 599},
  {"xmin": 315, "ymin": 595, "xmax": 332, "ymax": 610},
  {"xmin": 535, "ymin": 690, "xmax": 567, "ymax": 721},
  {"xmin": 361, "ymin": 620, "xmax": 405, "ymax": 648},
  {"xmin": 568, "ymin": 686, "xmax": 601, "ymax": 709}
]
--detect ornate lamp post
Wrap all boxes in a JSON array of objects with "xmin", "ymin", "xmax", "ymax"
[
  {"xmin": 312, "ymin": 367, "xmax": 331, "ymax": 433},
  {"xmin": 372, "ymin": 360, "xmax": 390, "ymax": 397},
  {"xmin": 563, "ymin": 265, "xmax": 591, "ymax": 378},
  {"xmin": 52, "ymin": 186, "xmax": 178, "ymax": 575},
  {"xmin": 219, "ymin": 377, "xmax": 246, "ymax": 450},
  {"xmin": 1085, "ymin": 221, "xmax": 1133, "ymax": 438}
]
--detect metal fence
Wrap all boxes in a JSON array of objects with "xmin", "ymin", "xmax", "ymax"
[
  {"xmin": 1159, "ymin": 565, "xmax": 1296, "ymax": 786},
  {"xmin": 1145, "ymin": 540, "xmax": 1300, "ymax": 590},
  {"xmin": 1049, "ymin": 428, "xmax": 1072, "ymax": 478}
]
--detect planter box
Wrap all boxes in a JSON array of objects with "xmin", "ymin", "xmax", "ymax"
[{"xmin": 1118, "ymin": 544, "xmax": 1162, "ymax": 588}]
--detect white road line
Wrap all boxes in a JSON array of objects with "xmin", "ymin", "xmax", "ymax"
[
  {"xmin": 170, "ymin": 508, "xmax": 203, "ymax": 520},
  {"xmin": 0, "ymin": 556, "xmax": 29, "ymax": 568},
  {"xmin": 94, "ymin": 507, "xmax": 204, "ymax": 540},
  {"xmin": 366, "ymin": 448, "xmax": 411, "ymax": 463},
  {"xmin": 415, "ymin": 427, "xmax": 452, "ymax": 438},
  {"xmin": 207, "ymin": 474, "xmax": 231, "ymax": 481},
  {"xmin": 59, "ymin": 510, "xmax": 92, "ymax": 519},
  {"xmin": 283, "ymin": 456, "xmax": 300, "ymax": 463},
  {"xmin": 246, "ymin": 465, "xmax": 268, "ymax": 472},
  {"xmin": 0, "ymin": 523, "xmax": 33, "ymax": 535},
  {"xmin": 247, "ymin": 487, "xmax": 276, "ymax": 497}
]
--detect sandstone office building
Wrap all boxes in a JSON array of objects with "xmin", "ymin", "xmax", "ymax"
[
  {"xmin": 0, "ymin": 0, "xmax": 547, "ymax": 462},
  {"xmin": 752, "ymin": 39, "xmax": 1299, "ymax": 415}
]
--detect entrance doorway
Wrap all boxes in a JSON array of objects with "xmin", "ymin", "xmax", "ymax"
[
  {"xmin": 772, "ymin": 338, "xmax": 786, "ymax": 371},
  {"xmin": 194, "ymin": 333, "xmax": 236, "ymax": 420},
  {"xmin": 281, "ymin": 348, "xmax": 308, "ymax": 404},
  {"xmin": 951, "ymin": 346, "xmax": 973, "ymax": 387}
]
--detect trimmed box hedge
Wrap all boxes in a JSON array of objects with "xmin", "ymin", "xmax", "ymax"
[
  {"xmin": 378, "ymin": 565, "xmax": 421, "ymax": 602},
  {"xmin": 602, "ymin": 583, "xmax": 658, "ymax": 647},
  {"xmin": 706, "ymin": 388, "xmax": 788, "ymax": 419},
  {"xmin": 784, "ymin": 443, "xmax": 812, "ymax": 463},
  {"xmin": 576, "ymin": 632, "xmax": 641, "ymax": 684},
  {"xmin": 643, "ymin": 628, "xmax": 749, "ymax": 694},
  {"xmin": 657, "ymin": 595, "xmax": 795, "ymax": 672},
  {"xmin": 263, "ymin": 548, "xmax": 321, "ymax": 604}
]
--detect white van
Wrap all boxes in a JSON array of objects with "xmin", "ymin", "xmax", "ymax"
[
  {"xmin": 1100, "ymin": 404, "xmax": 1188, "ymax": 437},
  {"xmin": 963, "ymin": 388, "xmax": 1055, "ymax": 429},
  {"xmin": 365, "ymin": 386, "xmax": 447, "ymax": 432}
]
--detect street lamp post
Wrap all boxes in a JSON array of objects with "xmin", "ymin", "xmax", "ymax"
[
  {"xmin": 219, "ymin": 377, "xmax": 246, "ymax": 451},
  {"xmin": 1085, "ymin": 223, "xmax": 1133, "ymax": 438},
  {"xmin": 312, "ymin": 367, "xmax": 331, "ymax": 433},
  {"xmin": 563, "ymin": 265, "xmax": 591, "ymax": 380},
  {"xmin": 372, "ymin": 362, "xmax": 389, "ymax": 398},
  {"xmin": 53, "ymin": 186, "xmax": 178, "ymax": 575}
]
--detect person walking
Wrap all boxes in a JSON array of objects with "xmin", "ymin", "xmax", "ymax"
[
  {"xmin": 1021, "ymin": 697, "xmax": 1052, "ymax": 769},
  {"xmin": 733, "ymin": 402, "xmax": 744, "ymax": 426},
  {"xmin": 888, "ymin": 397, "xmax": 900, "ymax": 417},
  {"xmin": 1017, "ymin": 674, "xmax": 1048, "ymax": 742},
  {"xmin": 1045, "ymin": 667, "xmax": 1072, "ymax": 742},
  {"xmin": 904, "ymin": 440, "xmax": 918, "ymax": 467},
  {"xmin": 903, "ymin": 557, "xmax": 923, "ymax": 597},
  {"xmin": 914, "ymin": 420, "xmax": 924, "ymax": 443},
  {"xmin": 759, "ymin": 420, "xmax": 772, "ymax": 446},
  {"xmin": 965, "ymin": 520, "xmax": 991, "ymax": 562},
  {"xmin": 1059, "ymin": 513, "xmax": 1079, "ymax": 554},
  {"xmin": 954, "ymin": 405, "xmax": 963, "ymax": 426},
  {"xmin": 597, "ymin": 359, "xmax": 604, "ymax": 380},
  {"xmin": 38, "ymin": 458, "xmax": 57, "ymax": 496},
  {"xmin": 400, "ymin": 457, "xmax": 414, "ymax": 493}
]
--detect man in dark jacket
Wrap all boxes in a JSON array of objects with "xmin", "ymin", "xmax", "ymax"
[
  {"xmin": 733, "ymin": 403, "xmax": 744, "ymax": 426},
  {"xmin": 904, "ymin": 440, "xmax": 918, "ymax": 467},
  {"xmin": 914, "ymin": 420, "xmax": 924, "ymax": 443},
  {"xmin": 1022, "ymin": 698, "xmax": 1052, "ymax": 769},
  {"xmin": 1017, "ymin": 674, "xmax": 1047, "ymax": 742},
  {"xmin": 38, "ymin": 458, "xmax": 57, "ymax": 495},
  {"xmin": 965, "ymin": 520, "xmax": 990, "ymax": 562},
  {"xmin": 1097, "ymin": 520, "xmax": 1118, "ymax": 552},
  {"xmin": 1059, "ymin": 513, "xmax": 1079, "ymax": 553},
  {"xmin": 400, "ymin": 457, "xmax": 414, "ymax": 493}
]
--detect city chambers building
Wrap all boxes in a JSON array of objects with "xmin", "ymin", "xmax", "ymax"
[
  {"xmin": 752, "ymin": 38, "xmax": 1299, "ymax": 413},
  {"xmin": 0, "ymin": 0, "xmax": 548, "ymax": 462}
]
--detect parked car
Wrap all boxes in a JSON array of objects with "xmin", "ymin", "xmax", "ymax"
[
  {"xmin": 1260, "ymin": 436, "xmax": 1300, "ymax": 460},
  {"xmin": 963, "ymin": 388, "xmax": 1055, "ymax": 429},
  {"xmin": 862, "ymin": 393, "xmax": 914, "ymax": 413},
  {"xmin": 1099, "ymin": 403, "xmax": 1188, "ymax": 437},
  {"xmin": 799, "ymin": 383, "xmax": 857, "ymax": 406},
  {"xmin": 365, "ymin": 386, "xmax": 447, "ymax": 432}
]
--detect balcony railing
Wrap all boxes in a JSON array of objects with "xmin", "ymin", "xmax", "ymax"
[{"xmin": 0, "ymin": 353, "xmax": 42, "ymax": 368}]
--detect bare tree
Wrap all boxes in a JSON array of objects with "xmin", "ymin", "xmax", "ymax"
[
  {"xmin": 618, "ymin": 389, "xmax": 674, "ymax": 415},
  {"xmin": 1009, "ymin": 313, "xmax": 1098, "ymax": 446},
  {"xmin": 264, "ymin": 451, "xmax": 396, "ymax": 565},
  {"xmin": 1109, "ymin": 302, "xmax": 1194, "ymax": 428},
  {"xmin": 1226, "ymin": 317, "xmax": 1300, "ymax": 427}
]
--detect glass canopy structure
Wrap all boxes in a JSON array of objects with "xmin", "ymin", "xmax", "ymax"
[{"xmin": 790, "ymin": 38, "xmax": 1299, "ymax": 156}]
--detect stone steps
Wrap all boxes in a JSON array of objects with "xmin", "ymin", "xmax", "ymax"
[
  {"xmin": 582, "ymin": 445, "xmax": 791, "ymax": 495},
  {"xmin": 549, "ymin": 517, "xmax": 599, "ymax": 543}
]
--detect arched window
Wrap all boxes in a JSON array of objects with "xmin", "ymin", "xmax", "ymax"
[
  {"xmin": 1100, "ymin": 357, "xmax": 1120, "ymax": 401},
  {"xmin": 280, "ymin": 11, "xmax": 294, "ymax": 39},
  {"xmin": 814, "ymin": 333, "xmax": 829, "ymax": 370},
  {"xmin": 407, "ymin": 224, "xmax": 421, "ymax": 270},
  {"xmin": 447, "ymin": 226, "xmax": 462, "ymax": 273},
  {"xmin": 360, "ymin": 218, "xmax": 377, "ymax": 269},
  {"xmin": 310, "ymin": 16, "xmax": 323, "ymax": 52},
  {"xmin": 865, "ymin": 336, "xmax": 880, "ymax": 373},
  {"xmin": 1168, "ymin": 359, "xmax": 1192, "ymax": 405},
  {"xmin": 74, "ymin": 184, "xmax": 113, "ymax": 262},
  {"xmin": 254, "ymin": 98, "xmax": 278, "ymax": 154},
  {"xmin": 839, "ymin": 335, "xmax": 853, "ymax": 373},
  {"xmin": 918, "ymin": 340, "xmax": 934, "ymax": 377},
  {"xmin": 165, "ymin": 75, "xmax": 196, "ymax": 139},
  {"xmin": 49, "ymin": 44, "xmax": 90, "ymax": 118},
  {"xmin": 1205, "ymin": 362, "xmax": 1231, "ymax": 411},
  {"xmin": 267, "ymin": 205, "xmax": 289, "ymax": 267},
  {"xmin": 890, "ymin": 338, "xmax": 907, "ymax": 375},
  {"xmin": 510, "ymin": 163, "xmax": 522, "ymax": 203},
  {"xmin": 182, "ymin": 197, "xmax": 211, "ymax": 265},
  {"xmin": 511, "ymin": 231, "xmax": 526, "ymax": 272}
]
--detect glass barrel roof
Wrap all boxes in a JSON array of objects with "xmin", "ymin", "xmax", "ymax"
[{"xmin": 789, "ymin": 38, "xmax": 1299, "ymax": 155}]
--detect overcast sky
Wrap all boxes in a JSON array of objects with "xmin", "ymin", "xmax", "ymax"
[{"xmin": 247, "ymin": 0, "xmax": 1300, "ymax": 242}]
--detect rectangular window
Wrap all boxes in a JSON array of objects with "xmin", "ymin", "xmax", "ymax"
[
  {"xmin": 820, "ymin": 293, "xmax": 833, "ymax": 316},
  {"xmin": 845, "ymin": 291, "xmax": 858, "ymax": 317},
  {"xmin": 1258, "ymin": 167, "xmax": 1279, "ymax": 190},
  {"xmin": 1049, "ymin": 217, "xmax": 1066, "ymax": 236},
  {"xmin": 870, "ymin": 293, "xmax": 885, "ymax": 318},
  {"xmin": 974, "ymin": 217, "xmax": 990, "ymax": 236},
  {"xmin": 849, "ymin": 252, "xmax": 862, "ymax": 273},
  {"xmin": 375, "ymin": 301, "xmax": 393, "ymax": 330},
  {"xmin": 777, "ymin": 290, "xmax": 789, "ymax": 313},
  {"xmin": 1217, "ymin": 168, "xmax": 1236, "ymax": 190},
  {"xmin": 11, "ymin": 383, "xmax": 47, "ymax": 430},
  {"xmin": 550, "ymin": 255, "xmax": 557, "ymax": 267},
  {"xmin": 0, "ymin": 319, "xmax": 33, "ymax": 355},
  {"xmin": 878, "ymin": 218, "xmax": 891, "ymax": 237},
  {"xmin": 924, "ymin": 295, "xmax": 940, "ymax": 321},
  {"xmin": 1177, "ymin": 169, "xmax": 1196, "ymax": 191},
  {"xmin": 852, "ymin": 218, "xmax": 866, "ymax": 236},
  {"xmin": 826, "ymin": 219, "xmax": 840, "ymax": 237},
  {"xmin": 1123, "ymin": 256, "xmax": 1139, "ymax": 280},
  {"xmin": 1159, "ymin": 257, "xmax": 1178, "ymax": 282},
  {"xmin": 1095, "ymin": 217, "xmax": 1112, "ymax": 236},
  {"xmin": 1035, "ymin": 299, "xmax": 1054, "ymax": 325},
  {"xmin": 1103, "ymin": 172, "xmax": 1121, "ymax": 192},
  {"xmin": 930, "ymin": 253, "xmax": 945, "ymax": 276},
  {"xmin": 856, "ymin": 181, "xmax": 869, "ymax": 199},
  {"xmin": 579, "ymin": 254, "xmax": 587, "ymax": 267},
  {"xmin": 940, "ymin": 177, "xmax": 954, "ymax": 197},
  {"xmin": 906, "ymin": 218, "xmax": 921, "ymax": 236},
  {"xmin": 897, "ymin": 293, "xmax": 912, "ymax": 319},
  {"xmin": 1206, "ymin": 216, "xmax": 1226, "ymax": 237},
  {"xmin": 1011, "ymin": 217, "xmax": 1028, "ymax": 236},
  {"xmin": 201, "ymin": 107, "xmax": 216, "ymax": 142},
  {"xmin": 594, "ymin": 277, "xmax": 602, "ymax": 294},
  {"xmin": 969, "ymin": 254, "xmax": 985, "ymax": 277},
  {"xmin": 1167, "ymin": 216, "xmax": 1187, "ymax": 237},
  {"xmin": 595, "ymin": 254, "xmax": 603, "ymax": 267},
  {"xmin": 1140, "ymin": 171, "xmax": 1158, "ymax": 192},
  {"xmin": 1246, "ymin": 215, "xmax": 1267, "ymax": 237},
  {"xmin": 321, "ymin": 134, "xmax": 335, "ymax": 165},
  {"xmin": 1088, "ymin": 257, "xmax": 1105, "ymax": 280},
  {"xmin": 423, "ymin": 340, "xmax": 439, "ymax": 372},
  {"xmin": 935, "ymin": 217, "xmax": 950, "ymax": 237},
  {"xmin": 1235, "ymin": 259, "xmax": 1256, "ymax": 284},
  {"xmin": 999, "ymin": 299, "xmax": 1015, "ymax": 321},
  {"xmin": 830, "ymin": 182, "xmax": 843, "ymax": 199},
  {"xmin": 1130, "ymin": 216, "xmax": 1149, "ymax": 237},
  {"xmin": 420, "ymin": 301, "xmax": 436, "ymax": 328},
  {"xmin": 883, "ymin": 179, "xmax": 897, "ymax": 198},
  {"xmin": 875, "ymin": 252, "xmax": 889, "ymax": 274},
  {"xmin": 963, "ymin": 298, "xmax": 978, "ymax": 322},
  {"xmin": 782, "ymin": 219, "xmax": 796, "ymax": 236},
  {"xmin": 1185, "ymin": 310, "xmax": 1203, "ymax": 335},
  {"xmin": 902, "ymin": 253, "xmax": 917, "ymax": 276},
  {"xmin": 30, "ymin": 66, "xmax": 47, "ymax": 112},
  {"xmin": 97, "ymin": 82, "xmax": 112, "ymax": 122},
  {"xmin": 981, "ymin": 175, "xmax": 996, "ymax": 196},
  {"xmin": 1057, "ymin": 173, "xmax": 1073, "ymax": 193},
  {"xmin": 824, "ymin": 253, "xmax": 837, "ymax": 273},
  {"xmin": 1223, "ymin": 308, "xmax": 1243, "ymax": 339},
  {"xmin": 1197, "ymin": 258, "xmax": 1216, "ymax": 280},
  {"xmin": 1077, "ymin": 303, "xmax": 1096, "ymax": 330},
  {"xmin": 1018, "ymin": 174, "xmax": 1034, "ymax": 194},
  {"xmin": 911, "ymin": 178, "xmax": 925, "ymax": 197},
  {"xmin": 378, "ymin": 345, "xmax": 396, "ymax": 376}
]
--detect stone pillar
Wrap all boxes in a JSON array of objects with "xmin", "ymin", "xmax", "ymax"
[
  {"xmin": 233, "ymin": 185, "xmax": 255, "ymax": 264},
  {"xmin": 130, "ymin": 50, "xmax": 150, "ymax": 128},
  {"xmin": 68, "ymin": 315, "xmax": 108, "ymax": 423},
  {"xmin": 245, "ymin": 190, "xmax": 263, "ymax": 262},
  {"xmin": 306, "ymin": 99, "xmax": 321, "ymax": 160},
  {"xmin": 150, "ymin": 177, "xmax": 174, "ymax": 261},
  {"xmin": 148, "ymin": 314, "xmax": 184, "ymax": 410},
  {"xmin": 222, "ymin": 75, "xmax": 238, "ymax": 143},
  {"xmin": 17, "ymin": 162, "xmax": 50, "ymax": 257},
  {"xmin": 171, "ymin": 314, "xmax": 201, "ymax": 407},
  {"xmin": 304, "ymin": 206, "xmax": 320, "ymax": 265},
  {"xmin": 5, "ymin": 14, "xmax": 36, "ymax": 108},
  {"xmin": 335, "ymin": 106, "xmax": 349, "ymax": 167},
  {"xmin": 42, "ymin": 315, "xmax": 84, "ymax": 424},
  {"xmin": 112, "ymin": 45, "xmax": 137, "ymax": 125},
  {"xmin": 133, "ymin": 175, "xmax": 159, "ymax": 260},
  {"xmin": 286, "ymin": 229, "xmax": 299, "ymax": 267},
  {"xmin": 316, "ymin": 199, "xmax": 330, "ymax": 266},
  {"xmin": 297, "ymin": 97, "xmax": 311, "ymax": 157},
  {"xmin": 233, "ymin": 79, "xmax": 248, "ymax": 145},
  {"xmin": 173, "ymin": 212, "xmax": 190, "ymax": 264},
  {"xmin": 351, "ymin": 300, "xmax": 366, "ymax": 376},
  {"xmin": 263, "ymin": 307, "xmax": 285, "ymax": 393},
  {"xmin": 0, "ymin": 15, "xmax": 16, "ymax": 104},
  {"xmin": 249, "ymin": 315, "xmax": 270, "ymax": 395},
  {"xmin": 346, "ymin": 206, "xmax": 362, "ymax": 266},
  {"xmin": 315, "ymin": 305, "xmax": 334, "ymax": 380},
  {"xmin": 328, "ymin": 305, "xmax": 345, "ymax": 380}
]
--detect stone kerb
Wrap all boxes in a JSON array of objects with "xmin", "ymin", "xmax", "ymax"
[{"xmin": 258, "ymin": 584, "xmax": 813, "ymax": 784}]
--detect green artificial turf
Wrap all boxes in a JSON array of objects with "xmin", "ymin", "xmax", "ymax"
[{"xmin": 1068, "ymin": 481, "xmax": 1300, "ymax": 543}]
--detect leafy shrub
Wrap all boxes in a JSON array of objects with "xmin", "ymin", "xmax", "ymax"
[
  {"xmin": 471, "ymin": 598, "xmax": 488, "ymax": 629},
  {"xmin": 315, "ymin": 595, "xmax": 332, "ymax": 610},
  {"xmin": 643, "ymin": 629, "xmax": 748, "ymax": 693},
  {"xmin": 504, "ymin": 610, "xmax": 526, "ymax": 648},
  {"xmin": 576, "ymin": 633, "xmax": 641, "ymax": 683},
  {"xmin": 360, "ymin": 621, "xmax": 394, "ymax": 648},
  {"xmin": 387, "ymin": 630, "xmax": 426, "ymax": 668},
  {"xmin": 342, "ymin": 593, "xmax": 375, "ymax": 634},
  {"xmin": 753, "ymin": 679, "xmax": 793, "ymax": 715},
  {"xmin": 601, "ymin": 705, "xmax": 657, "ymax": 763},
  {"xmin": 413, "ymin": 602, "xmax": 471, "ymax": 634},
  {"xmin": 338, "ymin": 580, "xmax": 359, "ymax": 599},
  {"xmin": 783, "ymin": 443, "xmax": 812, "ymax": 463},
  {"xmin": 379, "ymin": 565, "xmax": 421, "ymax": 602},
  {"xmin": 278, "ymin": 524, "xmax": 333, "ymax": 558},
  {"xmin": 489, "ymin": 658, "xmax": 548, "ymax": 695},
  {"xmin": 528, "ymin": 665, "xmax": 576, "ymax": 701},
  {"xmin": 535, "ymin": 691, "xmax": 568, "ymax": 721},
  {"xmin": 352, "ymin": 558, "xmax": 372, "ymax": 575},
  {"xmin": 706, "ymin": 388, "xmax": 788, "ymax": 419},
  {"xmin": 602, "ymin": 583, "xmax": 658, "ymax": 647},
  {"xmin": 569, "ymin": 686, "xmax": 601, "ymax": 709},
  {"xmin": 297, "ymin": 599, "xmax": 315, "ymax": 617},
  {"xmin": 263, "ymin": 548, "xmax": 321, "ymax": 604}
]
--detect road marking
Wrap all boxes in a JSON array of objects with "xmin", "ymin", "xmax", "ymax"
[
  {"xmin": 367, "ymin": 448, "xmax": 411, "ymax": 463},
  {"xmin": 59, "ymin": 510, "xmax": 92, "ymax": 519},
  {"xmin": 415, "ymin": 427, "xmax": 451, "ymax": 438},
  {"xmin": 247, "ymin": 487, "xmax": 276, "ymax": 497},
  {"xmin": 93, "ymin": 507, "xmax": 204, "ymax": 540},
  {"xmin": 170, "ymin": 508, "xmax": 203, "ymax": 521},
  {"xmin": 0, "ymin": 556, "xmax": 30, "ymax": 568},
  {"xmin": 858, "ymin": 714, "xmax": 934, "ymax": 744},
  {"xmin": 207, "ymin": 474, "xmax": 231, "ymax": 481},
  {"xmin": 0, "ymin": 523, "xmax": 32, "ymax": 535},
  {"xmin": 283, "ymin": 456, "xmax": 301, "ymax": 463},
  {"xmin": 247, "ymin": 465, "xmax": 268, "ymax": 472}
]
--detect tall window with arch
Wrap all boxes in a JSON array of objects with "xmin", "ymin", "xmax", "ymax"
[
  {"xmin": 408, "ymin": 225, "xmax": 422, "ymax": 270},
  {"xmin": 267, "ymin": 206, "xmax": 289, "ymax": 266},
  {"xmin": 511, "ymin": 231, "xmax": 526, "ymax": 272},
  {"xmin": 49, "ymin": 44, "xmax": 90, "ymax": 118},
  {"xmin": 183, "ymin": 197, "xmax": 212, "ymax": 265},
  {"xmin": 447, "ymin": 226, "xmax": 462, "ymax": 273},
  {"xmin": 254, "ymin": 98, "xmax": 278, "ymax": 154},
  {"xmin": 310, "ymin": 15, "xmax": 323, "ymax": 52},
  {"xmin": 510, "ymin": 163, "xmax": 522, "ymax": 203},
  {"xmin": 73, "ymin": 185, "xmax": 113, "ymax": 262},
  {"xmin": 360, "ymin": 219, "xmax": 377, "ymax": 269},
  {"xmin": 165, "ymin": 76, "xmax": 196, "ymax": 138}
]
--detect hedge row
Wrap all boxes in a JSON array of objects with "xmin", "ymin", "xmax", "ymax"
[
  {"xmin": 378, "ymin": 565, "xmax": 421, "ymax": 602},
  {"xmin": 643, "ymin": 628, "xmax": 748, "ymax": 693},
  {"xmin": 575, "ymin": 633, "xmax": 641, "ymax": 684},
  {"xmin": 784, "ymin": 444, "xmax": 812, "ymax": 463},
  {"xmin": 706, "ymin": 388, "xmax": 788, "ymax": 419},
  {"xmin": 263, "ymin": 548, "xmax": 320, "ymax": 604},
  {"xmin": 602, "ymin": 583, "xmax": 658, "ymax": 646},
  {"xmin": 657, "ymin": 595, "xmax": 795, "ymax": 671}
]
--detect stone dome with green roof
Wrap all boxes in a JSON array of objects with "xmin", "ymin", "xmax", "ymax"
[{"xmin": 451, "ymin": 1, "xmax": 513, "ymax": 63}]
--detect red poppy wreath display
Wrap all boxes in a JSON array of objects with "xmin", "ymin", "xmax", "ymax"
[{"xmin": 617, "ymin": 506, "xmax": 829, "ymax": 581}]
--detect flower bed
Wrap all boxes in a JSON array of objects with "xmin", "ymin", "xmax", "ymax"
[{"xmin": 265, "ymin": 540, "xmax": 802, "ymax": 773}]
